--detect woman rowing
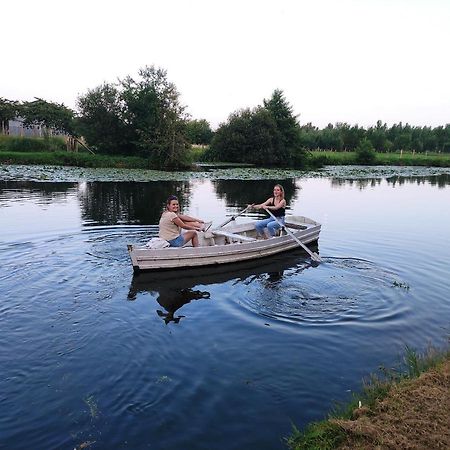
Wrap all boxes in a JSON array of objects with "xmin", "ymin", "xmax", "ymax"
[{"xmin": 251, "ymin": 184, "xmax": 286, "ymax": 239}]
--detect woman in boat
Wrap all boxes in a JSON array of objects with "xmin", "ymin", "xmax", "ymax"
[
  {"xmin": 251, "ymin": 184, "xmax": 286, "ymax": 239},
  {"xmin": 159, "ymin": 195, "xmax": 207, "ymax": 247}
]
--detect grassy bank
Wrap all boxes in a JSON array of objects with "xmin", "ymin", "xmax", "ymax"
[
  {"xmin": 0, "ymin": 151, "xmax": 156, "ymax": 169},
  {"xmin": 2, "ymin": 139, "xmax": 450, "ymax": 168},
  {"xmin": 0, "ymin": 135, "xmax": 67, "ymax": 152},
  {"xmin": 287, "ymin": 346, "xmax": 450, "ymax": 449},
  {"xmin": 309, "ymin": 150, "xmax": 450, "ymax": 167}
]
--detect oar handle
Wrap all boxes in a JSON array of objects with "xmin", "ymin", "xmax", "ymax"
[
  {"xmin": 218, "ymin": 205, "xmax": 250, "ymax": 228},
  {"xmin": 264, "ymin": 208, "xmax": 322, "ymax": 263}
]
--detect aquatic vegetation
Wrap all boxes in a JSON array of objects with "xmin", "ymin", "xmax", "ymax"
[
  {"xmin": 0, "ymin": 163, "xmax": 449, "ymax": 183},
  {"xmin": 83, "ymin": 395, "xmax": 99, "ymax": 419}
]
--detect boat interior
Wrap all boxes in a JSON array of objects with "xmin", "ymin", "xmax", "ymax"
[{"xmin": 196, "ymin": 215, "xmax": 315, "ymax": 247}]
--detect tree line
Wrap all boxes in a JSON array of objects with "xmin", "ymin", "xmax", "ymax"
[{"xmin": 1, "ymin": 65, "xmax": 449, "ymax": 168}]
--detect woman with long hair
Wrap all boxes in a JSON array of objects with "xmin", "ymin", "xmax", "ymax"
[{"xmin": 251, "ymin": 184, "xmax": 286, "ymax": 239}]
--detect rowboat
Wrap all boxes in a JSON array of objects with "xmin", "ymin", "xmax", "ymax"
[{"xmin": 127, "ymin": 215, "xmax": 321, "ymax": 273}]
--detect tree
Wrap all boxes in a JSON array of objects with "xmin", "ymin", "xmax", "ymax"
[
  {"xmin": 185, "ymin": 119, "xmax": 213, "ymax": 145},
  {"xmin": 0, "ymin": 98, "xmax": 19, "ymax": 134},
  {"xmin": 77, "ymin": 66, "xmax": 190, "ymax": 167},
  {"xmin": 77, "ymin": 83, "xmax": 128, "ymax": 155},
  {"xmin": 207, "ymin": 107, "xmax": 283, "ymax": 165},
  {"xmin": 355, "ymin": 138, "xmax": 376, "ymax": 164},
  {"xmin": 20, "ymin": 98, "xmax": 75, "ymax": 136},
  {"xmin": 263, "ymin": 89, "xmax": 302, "ymax": 157}
]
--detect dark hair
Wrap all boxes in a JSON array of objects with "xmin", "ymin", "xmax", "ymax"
[{"xmin": 166, "ymin": 195, "xmax": 178, "ymax": 204}]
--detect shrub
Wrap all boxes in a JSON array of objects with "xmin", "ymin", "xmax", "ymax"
[{"xmin": 355, "ymin": 139, "xmax": 376, "ymax": 164}]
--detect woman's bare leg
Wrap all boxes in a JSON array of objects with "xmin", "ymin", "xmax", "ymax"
[{"xmin": 183, "ymin": 231, "xmax": 199, "ymax": 247}]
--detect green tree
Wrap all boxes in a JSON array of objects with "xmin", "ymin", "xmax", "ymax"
[
  {"xmin": 185, "ymin": 119, "xmax": 213, "ymax": 145},
  {"xmin": 0, "ymin": 98, "xmax": 19, "ymax": 134},
  {"xmin": 207, "ymin": 107, "xmax": 283, "ymax": 165},
  {"xmin": 20, "ymin": 98, "xmax": 75, "ymax": 136},
  {"xmin": 77, "ymin": 66, "xmax": 190, "ymax": 167},
  {"xmin": 77, "ymin": 83, "xmax": 128, "ymax": 154},
  {"xmin": 355, "ymin": 138, "xmax": 376, "ymax": 164}
]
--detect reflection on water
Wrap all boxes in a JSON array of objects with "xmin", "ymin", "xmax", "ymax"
[{"xmin": 330, "ymin": 173, "xmax": 450, "ymax": 189}]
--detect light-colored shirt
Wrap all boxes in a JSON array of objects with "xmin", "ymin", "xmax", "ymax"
[{"xmin": 159, "ymin": 211, "xmax": 180, "ymax": 241}]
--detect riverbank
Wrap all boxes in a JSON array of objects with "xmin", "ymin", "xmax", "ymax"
[
  {"xmin": 1, "ymin": 145, "xmax": 450, "ymax": 169},
  {"xmin": 310, "ymin": 150, "xmax": 450, "ymax": 167},
  {"xmin": 287, "ymin": 347, "xmax": 450, "ymax": 449}
]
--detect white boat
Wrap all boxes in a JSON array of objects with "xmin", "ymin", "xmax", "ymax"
[{"xmin": 127, "ymin": 215, "xmax": 321, "ymax": 273}]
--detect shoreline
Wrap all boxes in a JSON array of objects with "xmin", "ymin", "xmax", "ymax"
[
  {"xmin": 1, "ymin": 148, "xmax": 450, "ymax": 170},
  {"xmin": 287, "ymin": 347, "xmax": 450, "ymax": 450}
]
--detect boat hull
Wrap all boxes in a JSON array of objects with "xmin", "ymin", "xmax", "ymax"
[{"xmin": 128, "ymin": 216, "xmax": 321, "ymax": 272}]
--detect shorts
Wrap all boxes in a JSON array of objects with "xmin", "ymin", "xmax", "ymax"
[{"xmin": 167, "ymin": 234, "xmax": 185, "ymax": 247}]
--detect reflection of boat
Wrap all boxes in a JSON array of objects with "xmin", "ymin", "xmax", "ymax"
[
  {"xmin": 127, "ymin": 249, "xmax": 314, "ymax": 323},
  {"xmin": 127, "ymin": 215, "xmax": 321, "ymax": 272}
]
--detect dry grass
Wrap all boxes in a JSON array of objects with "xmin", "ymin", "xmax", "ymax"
[{"xmin": 333, "ymin": 358, "xmax": 450, "ymax": 449}]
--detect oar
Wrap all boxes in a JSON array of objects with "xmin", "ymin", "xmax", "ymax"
[
  {"xmin": 218, "ymin": 205, "xmax": 251, "ymax": 228},
  {"xmin": 264, "ymin": 208, "xmax": 322, "ymax": 263}
]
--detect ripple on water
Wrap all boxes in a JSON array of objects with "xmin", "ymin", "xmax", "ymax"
[{"xmin": 227, "ymin": 257, "xmax": 410, "ymax": 327}]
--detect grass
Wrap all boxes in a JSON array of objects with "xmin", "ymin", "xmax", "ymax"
[
  {"xmin": 0, "ymin": 150, "xmax": 156, "ymax": 169},
  {"xmin": 309, "ymin": 150, "xmax": 450, "ymax": 167},
  {"xmin": 286, "ymin": 345, "xmax": 450, "ymax": 450},
  {"xmin": 0, "ymin": 135, "xmax": 66, "ymax": 152}
]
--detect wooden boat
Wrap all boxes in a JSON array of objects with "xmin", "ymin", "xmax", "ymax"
[{"xmin": 127, "ymin": 215, "xmax": 321, "ymax": 273}]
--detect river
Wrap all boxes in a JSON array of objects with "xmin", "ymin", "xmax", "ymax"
[{"xmin": 1, "ymin": 165, "xmax": 449, "ymax": 450}]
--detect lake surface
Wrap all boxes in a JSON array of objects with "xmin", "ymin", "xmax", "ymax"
[{"xmin": 1, "ymin": 166, "xmax": 449, "ymax": 450}]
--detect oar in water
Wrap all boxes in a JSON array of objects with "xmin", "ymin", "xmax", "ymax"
[
  {"xmin": 264, "ymin": 208, "xmax": 322, "ymax": 263},
  {"xmin": 217, "ymin": 205, "xmax": 251, "ymax": 229}
]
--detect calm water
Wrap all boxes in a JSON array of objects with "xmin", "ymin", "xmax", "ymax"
[{"xmin": 1, "ymin": 168, "xmax": 449, "ymax": 450}]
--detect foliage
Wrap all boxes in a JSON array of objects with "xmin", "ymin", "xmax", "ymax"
[
  {"xmin": 355, "ymin": 138, "xmax": 376, "ymax": 164},
  {"xmin": 20, "ymin": 98, "xmax": 76, "ymax": 136},
  {"xmin": 0, "ymin": 135, "xmax": 66, "ymax": 152},
  {"xmin": 76, "ymin": 83, "xmax": 128, "ymax": 155},
  {"xmin": 0, "ymin": 98, "xmax": 19, "ymax": 133},
  {"xmin": 76, "ymin": 66, "xmax": 190, "ymax": 168},
  {"xmin": 207, "ymin": 90, "xmax": 308, "ymax": 167},
  {"xmin": 185, "ymin": 119, "xmax": 213, "ymax": 145},
  {"xmin": 0, "ymin": 150, "xmax": 155, "ymax": 169}
]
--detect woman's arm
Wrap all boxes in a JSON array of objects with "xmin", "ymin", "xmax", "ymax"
[
  {"xmin": 252, "ymin": 198, "xmax": 273, "ymax": 210},
  {"xmin": 178, "ymin": 214, "xmax": 204, "ymax": 224},
  {"xmin": 265, "ymin": 199, "xmax": 286, "ymax": 211},
  {"xmin": 172, "ymin": 216, "xmax": 203, "ymax": 231}
]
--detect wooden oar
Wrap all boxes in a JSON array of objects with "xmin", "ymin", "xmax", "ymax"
[
  {"xmin": 264, "ymin": 208, "xmax": 322, "ymax": 263},
  {"xmin": 218, "ymin": 205, "xmax": 251, "ymax": 228}
]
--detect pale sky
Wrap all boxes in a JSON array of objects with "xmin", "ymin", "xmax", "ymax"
[{"xmin": 3, "ymin": 0, "xmax": 449, "ymax": 129}]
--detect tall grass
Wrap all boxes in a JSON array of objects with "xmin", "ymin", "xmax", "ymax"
[
  {"xmin": 0, "ymin": 135, "xmax": 66, "ymax": 152},
  {"xmin": 0, "ymin": 151, "xmax": 155, "ymax": 169},
  {"xmin": 286, "ymin": 345, "xmax": 450, "ymax": 450},
  {"xmin": 309, "ymin": 150, "xmax": 450, "ymax": 167}
]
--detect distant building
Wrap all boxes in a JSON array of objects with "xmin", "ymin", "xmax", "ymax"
[{"xmin": 6, "ymin": 117, "xmax": 67, "ymax": 137}]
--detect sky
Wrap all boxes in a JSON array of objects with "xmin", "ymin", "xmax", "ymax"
[{"xmin": 3, "ymin": 0, "xmax": 449, "ymax": 129}]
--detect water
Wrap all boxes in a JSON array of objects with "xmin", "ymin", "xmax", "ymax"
[{"xmin": 1, "ymin": 168, "xmax": 449, "ymax": 450}]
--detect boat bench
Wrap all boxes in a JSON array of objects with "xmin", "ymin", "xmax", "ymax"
[{"xmin": 211, "ymin": 230, "xmax": 256, "ymax": 242}]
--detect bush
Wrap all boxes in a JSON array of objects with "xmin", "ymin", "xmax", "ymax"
[{"xmin": 355, "ymin": 139, "xmax": 376, "ymax": 164}]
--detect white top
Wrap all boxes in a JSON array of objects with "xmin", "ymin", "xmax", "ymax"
[{"xmin": 159, "ymin": 211, "xmax": 180, "ymax": 240}]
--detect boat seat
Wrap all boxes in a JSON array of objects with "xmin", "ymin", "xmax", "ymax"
[
  {"xmin": 285, "ymin": 222, "xmax": 308, "ymax": 230},
  {"xmin": 211, "ymin": 230, "xmax": 256, "ymax": 242}
]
